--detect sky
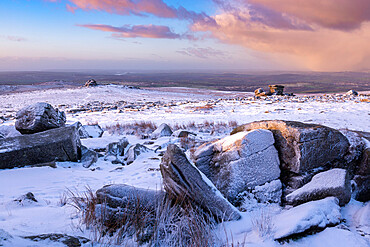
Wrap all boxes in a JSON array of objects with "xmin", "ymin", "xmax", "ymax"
[{"xmin": 1, "ymin": 0, "xmax": 370, "ymax": 72}]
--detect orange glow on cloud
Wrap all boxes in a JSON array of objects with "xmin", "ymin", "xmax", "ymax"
[{"xmin": 192, "ymin": 0, "xmax": 370, "ymax": 71}]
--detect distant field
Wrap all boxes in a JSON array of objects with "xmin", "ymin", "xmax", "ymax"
[{"xmin": 0, "ymin": 71, "xmax": 369, "ymax": 94}]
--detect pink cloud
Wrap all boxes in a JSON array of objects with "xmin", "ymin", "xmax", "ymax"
[
  {"xmin": 192, "ymin": 1, "xmax": 370, "ymax": 71},
  {"xmin": 47, "ymin": 0, "xmax": 214, "ymax": 24},
  {"xmin": 79, "ymin": 24, "xmax": 193, "ymax": 39},
  {"xmin": 247, "ymin": 0, "xmax": 370, "ymax": 30}
]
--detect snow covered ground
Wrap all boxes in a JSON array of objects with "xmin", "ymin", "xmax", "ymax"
[{"xmin": 0, "ymin": 85, "xmax": 369, "ymax": 246}]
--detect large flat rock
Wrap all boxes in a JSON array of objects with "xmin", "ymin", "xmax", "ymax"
[
  {"xmin": 231, "ymin": 120, "xmax": 350, "ymax": 175},
  {"xmin": 0, "ymin": 126, "xmax": 81, "ymax": 169},
  {"xmin": 273, "ymin": 197, "xmax": 341, "ymax": 240},
  {"xmin": 286, "ymin": 168, "xmax": 351, "ymax": 206}
]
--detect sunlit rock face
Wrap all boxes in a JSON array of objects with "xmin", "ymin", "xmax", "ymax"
[{"xmin": 194, "ymin": 129, "xmax": 280, "ymax": 203}]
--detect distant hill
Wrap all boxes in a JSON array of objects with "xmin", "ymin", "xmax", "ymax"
[{"xmin": 0, "ymin": 71, "xmax": 369, "ymax": 94}]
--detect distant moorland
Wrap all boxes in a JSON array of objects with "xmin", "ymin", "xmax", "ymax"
[{"xmin": 0, "ymin": 71, "xmax": 369, "ymax": 94}]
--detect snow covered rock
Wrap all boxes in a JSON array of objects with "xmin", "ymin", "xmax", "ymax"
[
  {"xmin": 96, "ymin": 184, "xmax": 163, "ymax": 210},
  {"xmin": 231, "ymin": 120, "xmax": 350, "ymax": 175},
  {"xmin": 125, "ymin": 143, "xmax": 151, "ymax": 165},
  {"xmin": 23, "ymin": 233, "xmax": 90, "ymax": 246},
  {"xmin": 273, "ymin": 197, "xmax": 341, "ymax": 240},
  {"xmin": 346, "ymin": 89, "xmax": 358, "ymax": 96},
  {"xmin": 160, "ymin": 144, "xmax": 241, "ymax": 221},
  {"xmin": 286, "ymin": 168, "xmax": 351, "ymax": 206},
  {"xmin": 0, "ymin": 125, "xmax": 21, "ymax": 138},
  {"xmin": 95, "ymin": 184, "xmax": 164, "ymax": 229},
  {"xmin": 0, "ymin": 126, "xmax": 81, "ymax": 169},
  {"xmin": 252, "ymin": 180, "xmax": 282, "ymax": 204},
  {"xmin": 84, "ymin": 78, "xmax": 98, "ymax": 87},
  {"xmin": 151, "ymin": 123, "xmax": 173, "ymax": 139},
  {"xmin": 70, "ymin": 121, "xmax": 90, "ymax": 139},
  {"xmin": 15, "ymin": 102, "xmax": 66, "ymax": 134},
  {"xmin": 171, "ymin": 129, "xmax": 196, "ymax": 138},
  {"xmin": 83, "ymin": 124, "xmax": 104, "ymax": 138},
  {"xmin": 81, "ymin": 145, "xmax": 98, "ymax": 168},
  {"xmin": 194, "ymin": 129, "xmax": 280, "ymax": 203},
  {"xmin": 104, "ymin": 137, "xmax": 129, "ymax": 164}
]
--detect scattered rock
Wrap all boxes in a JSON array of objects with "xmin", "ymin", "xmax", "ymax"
[
  {"xmin": 273, "ymin": 197, "xmax": 341, "ymax": 240},
  {"xmin": 254, "ymin": 88, "xmax": 267, "ymax": 96},
  {"xmin": 0, "ymin": 126, "xmax": 81, "ymax": 169},
  {"xmin": 104, "ymin": 137, "xmax": 129, "ymax": 164},
  {"xmin": 151, "ymin": 123, "xmax": 173, "ymax": 139},
  {"xmin": 231, "ymin": 120, "xmax": 350, "ymax": 175},
  {"xmin": 70, "ymin": 122, "xmax": 90, "ymax": 139},
  {"xmin": 95, "ymin": 184, "xmax": 163, "ymax": 243},
  {"xmin": 0, "ymin": 125, "xmax": 21, "ymax": 138},
  {"xmin": 346, "ymin": 90, "xmax": 358, "ymax": 96},
  {"xmin": 125, "ymin": 144, "xmax": 151, "ymax": 165},
  {"xmin": 353, "ymin": 175, "xmax": 370, "ymax": 202},
  {"xmin": 96, "ymin": 184, "xmax": 164, "ymax": 212},
  {"xmin": 286, "ymin": 168, "xmax": 351, "ymax": 206},
  {"xmin": 171, "ymin": 129, "xmax": 196, "ymax": 138},
  {"xmin": 160, "ymin": 144, "xmax": 241, "ymax": 221},
  {"xmin": 83, "ymin": 124, "xmax": 104, "ymax": 138},
  {"xmin": 14, "ymin": 192, "xmax": 38, "ymax": 205},
  {"xmin": 84, "ymin": 79, "xmax": 98, "ymax": 87},
  {"xmin": 269, "ymin": 85, "xmax": 284, "ymax": 95},
  {"xmin": 23, "ymin": 233, "xmax": 90, "ymax": 247},
  {"xmin": 81, "ymin": 146, "xmax": 98, "ymax": 168},
  {"xmin": 194, "ymin": 129, "xmax": 280, "ymax": 202},
  {"xmin": 252, "ymin": 180, "xmax": 282, "ymax": 204},
  {"xmin": 15, "ymin": 102, "xmax": 66, "ymax": 134}
]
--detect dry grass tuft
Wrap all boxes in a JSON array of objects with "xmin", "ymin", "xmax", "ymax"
[
  {"xmin": 68, "ymin": 188, "xmax": 220, "ymax": 246},
  {"xmin": 105, "ymin": 121, "xmax": 157, "ymax": 138}
]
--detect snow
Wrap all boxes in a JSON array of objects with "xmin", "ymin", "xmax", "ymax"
[
  {"xmin": 0, "ymin": 86, "xmax": 369, "ymax": 246},
  {"xmin": 286, "ymin": 168, "xmax": 350, "ymax": 205},
  {"xmin": 273, "ymin": 197, "xmax": 341, "ymax": 240}
]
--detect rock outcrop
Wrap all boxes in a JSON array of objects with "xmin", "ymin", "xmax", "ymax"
[
  {"xmin": 194, "ymin": 129, "xmax": 280, "ymax": 202},
  {"xmin": 160, "ymin": 144, "xmax": 241, "ymax": 221},
  {"xmin": 84, "ymin": 79, "xmax": 98, "ymax": 87},
  {"xmin": 231, "ymin": 120, "xmax": 350, "ymax": 175},
  {"xmin": 70, "ymin": 122, "xmax": 90, "ymax": 139},
  {"xmin": 285, "ymin": 168, "xmax": 351, "ymax": 206},
  {"xmin": 125, "ymin": 144, "xmax": 151, "ymax": 165},
  {"xmin": 0, "ymin": 126, "xmax": 81, "ymax": 169},
  {"xmin": 83, "ymin": 124, "xmax": 104, "ymax": 138},
  {"xmin": 81, "ymin": 146, "xmax": 98, "ymax": 168},
  {"xmin": 104, "ymin": 137, "xmax": 129, "ymax": 164},
  {"xmin": 151, "ymin": 123, "xmax": 173, "ymax": 139},
  {"xmin": 273, "ymin": 197, "xmax": 341, "ymax": 240},
  {"xmin": 15, "ymin": 102, "xmax": 66, "ymax": 134}
]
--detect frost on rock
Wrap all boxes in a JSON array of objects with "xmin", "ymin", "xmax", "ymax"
[
  {"xmin": 160, "ymin": 144, "xmax": 241, "ymax": 221},
  {"xmin": 83, "ymin": 124, "xmax": 104, "ymax": 138},
  {"xmin": 194, "ymin": 129, "xmax": 280, "ymax": 203},
  {"xmin": 151, "ymin": 123, "xmax": 173, "ymax": 139},
  {"xmin": 231, "ymin": 120, "xmax": 350, "ymax": 175},
  {"xmin": 273, "ymin": 197, "xmax": 341, "ymax": 240},
  {"xmin": 286, "ymin": 168, "xmax": 351, "ymax": 206},
  {"xmin": 252, "ymin": 179, "xmax": 282, "ymax": 204}
]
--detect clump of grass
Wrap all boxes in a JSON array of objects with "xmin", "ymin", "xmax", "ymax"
[
  {"xmin": 251, "ymin": 208, "xmax": 275, "ymax": 239},
  {"xmin": 171, "ymin": 120, "xmax": 238, "ymax": 135},
  {"xmin": 105, "ymin": 121, "xmax": 157, "ymax": 138},
  {"xmin": 67, "ymin": 187, "xmax": 220, "ymax": 246}
]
